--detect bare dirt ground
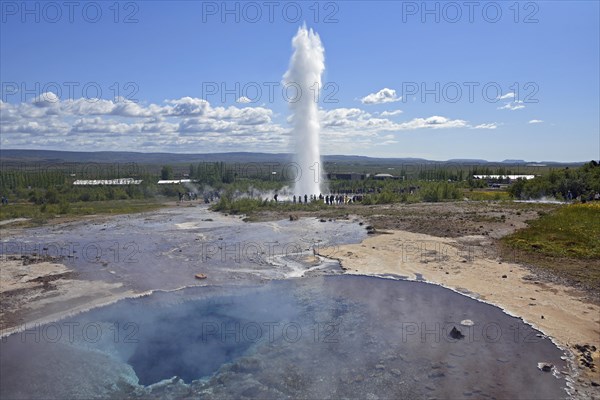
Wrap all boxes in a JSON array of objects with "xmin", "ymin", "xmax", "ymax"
[
  {"xmin": 252, "ymin": 200, "xmax": 550, "ymax": 239},
  {"xmin": 254, "ymin": 201, "xmax": 600, "ymax": 302},
  {"xmin": 0, "ymin": 254, "xmax": 136, "ymax": 335}
]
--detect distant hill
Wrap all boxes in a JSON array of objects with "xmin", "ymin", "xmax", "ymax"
[
  {"xmin": 0, "ymin": 149, "xmax": 292, "ymax": 164},
  {"xmin": 0, "ymin": 149, "xmax": 585, "ymax": 166},
  {"xmin": 446, "ymin": 159, "xmax": 489, "ymax": 164}
]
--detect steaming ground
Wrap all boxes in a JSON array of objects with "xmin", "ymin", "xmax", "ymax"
[
  {"xmin": 1, "ymin": 276, "xmax": 569, "ymax": 400},
  {"xmin": 0, "ymin": 204, "xmax": 365, "ymax": 334}
]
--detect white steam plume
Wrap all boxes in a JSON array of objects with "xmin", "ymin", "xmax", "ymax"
[{"xmin": 283, "ymin": 25, "xmax": 326, "ymax": 197}]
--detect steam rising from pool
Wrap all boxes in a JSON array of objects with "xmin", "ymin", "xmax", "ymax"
[
  {"xmin": 283, "ymin": 25, "xmax": 325, "ymax": 197},
  {"xmin": 0, "ymin": 276, "xmax": 569, "ymax": 399}
]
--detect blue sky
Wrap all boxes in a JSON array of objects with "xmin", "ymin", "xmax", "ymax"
[{"xmin": 1, "ymin": 1, "xmax": 598, "ymax": 161}]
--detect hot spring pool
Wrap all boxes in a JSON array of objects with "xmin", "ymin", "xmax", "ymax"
[{"xmin": 0, "ymin": 275, "xmax": 569, "ymax": 399}]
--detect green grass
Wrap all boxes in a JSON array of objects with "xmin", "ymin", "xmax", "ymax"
[
  {"xmin": 0, "ymin": 199, "xmax": 165, "ymax": 222},
  {"xmin": 502, "ymin": 203, "xmax": 600, "ymax": 291},
  {"xmin": 503, "ymin": 203, "xmax": 600, "ymax": 259}
]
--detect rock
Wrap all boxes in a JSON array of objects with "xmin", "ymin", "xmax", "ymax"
[
  {"xmin": 428, "ymin": 371, "xmax": 445, "ymax": 379},
  {"xmin": 289, "ymin": 214, "xmax": 298, "ymax": 221},
  {"xmin": 449, "ymin": 327, "xmax": 465, "ymax": 340},
  {"xmin": 319, "ymin": 219, "xmax": 326, "ymax": 222},
  {"xmin": 591, "ymin": 381, "xmax": 599, "ymax": 387},
  {"xmin": 537, "ymin": 363, "xmax": 553, "ymax": 372},
  {"xmin": 195, "ymin": 273, "xmax": 207, "ymax": 280}
]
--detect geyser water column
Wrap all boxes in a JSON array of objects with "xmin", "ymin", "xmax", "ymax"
[{"xmin": 283, "ymin": 26, "xmax": 325, "ymax": 196}]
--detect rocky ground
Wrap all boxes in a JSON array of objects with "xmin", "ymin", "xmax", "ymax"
[
  {"xmin": 0, "ymin": 254, "xmax": 135, "ymax": 333},
  {"xmin": 253, "ymin": 201, "xmax": 600, "ymax": 304}
]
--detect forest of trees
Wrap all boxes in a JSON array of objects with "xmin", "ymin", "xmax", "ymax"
[
  {"xmin": 509, "ymin": 161, "xmax": 600, "ymax": 200},
  {"xmin": 1, "ymin": 161, "xmax": 598, "ymax": 211}
]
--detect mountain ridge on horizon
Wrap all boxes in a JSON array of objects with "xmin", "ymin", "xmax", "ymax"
[{"xmin": 0, "ymin": 149, "xmax": 587, "ymax": 166}]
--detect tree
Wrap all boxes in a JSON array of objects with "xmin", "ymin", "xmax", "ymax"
[{"xmin": 161, "ymin": 165, "xmax": 173, "ymax": 180}]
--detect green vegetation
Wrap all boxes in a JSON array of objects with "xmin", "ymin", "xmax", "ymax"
[
  {"xmin": 0, "ymin": 199, "xmax": 164, "ymax": 223},
  {"xmin": 0, "ymin": 166, "xmax": 179, "ymax": 221},
  {"xmin": 502, "ymin": 203, "xmax": 600, "ymax": 289},
  {"xmin": 160, "ymin": 165, "xmax": 174, "ymax": 180},
  {"xmin": 325, "ymin": 161, "xmax": 559, "ymax": 183},
  {"xmin": 212, "ymin": 182, "xmax": 467, "ymax": 215},
  {"xmin": 503, "ymin": 203, "xmax": 600, "ymax": 259},
  {"xmin": 1, "ymin": 159, "xmax": 597, "ymax": 223},
  {"xmin": 509, "ymin": 161, "xmax": 600, "ymax": 200}
]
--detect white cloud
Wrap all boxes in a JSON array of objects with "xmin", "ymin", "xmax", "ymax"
[
  {"xmin": 397, "ymin": 116, "xmax": 467, "ymax": 130},
  {"xmin": 0, "ymin": 95, "xmax": 499, "ymax": 153},
  {"xmin": 166, "ymin": 97, "xmax": 210, "ymax": 116},
  {"xmin": 379, "ymin": 109, "xmax": 404, "ymax": 117},
  {"xmin": 32, "ymin": 92, "xmax": 60, "ymax": 107},
  {"xmin": 361, "ymin": 88, "xmax": 401, "ymax": 104},
  {"xmin": 319, "ymin": 108, "xmax": 400, "ymax": 135},
  {"xmin": 62, "ymin": 98, "xmax": 118, "ymax": 115},
  {"xmin": 497, "ymin": 92, "xmax": 515, "ymax": 100},
  {"xmin": 498, "ymin": 100, "xmax": 525, "ymax": 111},
  {"xmin": 111, "ymin": 98, "xmax": 155, "ymax": 117},
  {"xmin": 70, "ymin": 117, "xmax": 143, "ymax": 135},
  {"xmin": 528, "ymin": 119, "xmax": 543, "ymax": 124},
  {"xmin": 471, "ymin": 123, "xmax": 499, "ymax": 129},
  {"xmin": 0, "ymin": 94, "xmax": 289, "ymax": 152},
  {"xmin": 236, "ymin": 96, "xmax": 252, "ymax": 104}
]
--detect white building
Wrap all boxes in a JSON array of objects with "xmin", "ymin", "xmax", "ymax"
[{"xmin": 473, "ymin": 175, "xmax": 536, "ymax": 180}]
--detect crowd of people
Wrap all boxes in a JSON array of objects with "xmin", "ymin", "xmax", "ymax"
[
  {"xmin": 566, "ymin": 190, "xmax": 600, "ymax": 202},
  {"xmin": 276, "ymin": 193, "xmax": 363, "ymax": 205},
  {"xmin": 178, "ymin": 191, "xmax": 198, "ymax": 202}
]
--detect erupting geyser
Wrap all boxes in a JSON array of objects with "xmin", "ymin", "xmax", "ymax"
[{"xmin": 283, "ymin": 25, "xmax": 325, "ymax": 196}]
